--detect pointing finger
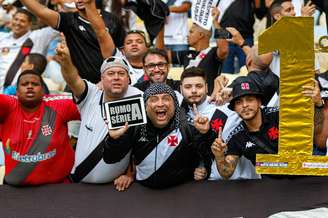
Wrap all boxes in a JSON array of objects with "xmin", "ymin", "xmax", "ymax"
[
  {"xmin": 193, "ymin": 103, "xmax": 199, "ymax": 115},
  {"xmin": 218, "ymin": 126, "xmax": 222, "ymax": 139}
]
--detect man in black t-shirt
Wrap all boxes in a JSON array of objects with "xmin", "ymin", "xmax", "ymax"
[
  {"xmin": 169, "ymin": 22, "xmax": 228, "ymax": 95},
  {"xmin": 20, "ymin": 0, "xmax": 126, "ymax": 84},
  {"xmin": 211, "ymin": 76, "xmax": 324, "ymax": 179}
]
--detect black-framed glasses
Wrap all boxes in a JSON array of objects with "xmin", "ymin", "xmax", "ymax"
[{"xmin": 144, "ymin": 62, "xmax": 168, "ymax": 71}]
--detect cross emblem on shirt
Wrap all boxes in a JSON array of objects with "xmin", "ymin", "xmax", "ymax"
[
  {"xmin": 41, "ymin": 125, "xmax": 53, "ymax": 136},
  {"xmin": 167, "ymin": 135, "xmax": 178, "ymax": 147},
  {"xmin": 267, "ymin": 127, "xmax": 279, "ymax": 141}
]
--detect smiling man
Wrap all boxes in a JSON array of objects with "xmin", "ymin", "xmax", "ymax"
[
  {"xmin": 56, "ymin": 42, "xmax": 142, "ymax": 187},
  {"xmin": 180, "ymin": 67, "xmax": 259, "ymax": 180},
  {"xmin": 0, "ymin": 9, "xmax": 58, "ymax": 92},
  {"xmin": 134, "ymin": 48, "xmax": 180, "ymax": 92},
  {"xmin": 211, "ymin": 76, "xmax": 324, "ymax": 179},
  {"xmin": 103, "ymin": 83, "xmax": 216, "ymax": 188},
  {"xmin": 0, "ymin": 70, "xmax": 80, "ymax": 186}
]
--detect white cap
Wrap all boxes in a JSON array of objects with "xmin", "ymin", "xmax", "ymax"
[{"xmin": 100, "ymin": 56, "xmax": 130, "ymax": 74}]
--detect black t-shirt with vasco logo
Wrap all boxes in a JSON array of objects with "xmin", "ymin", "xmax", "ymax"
[
  {"xmin": 57, "ymin": 11, "xmax": 126, "ymax": 84},
  {"xmin": 226, "ymin": 107, "xmax": 279, "ymax": 165}
]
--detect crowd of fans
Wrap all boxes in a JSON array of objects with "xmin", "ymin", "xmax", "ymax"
[{"xmin": 0, "ymin": 0, "xmax": 328, "ymax": 190}]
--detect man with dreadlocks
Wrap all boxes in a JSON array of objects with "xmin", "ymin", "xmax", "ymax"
[{"xmin": 103, "ymin": 83, "xmax": 216, "ymax": 189}]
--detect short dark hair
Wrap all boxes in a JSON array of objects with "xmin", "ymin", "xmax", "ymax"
[
  {"xmin": 180, "ymin": 67, "xmax": 207, "ymax": 82},
  {"xmin": 143, "ymin": 48, "xmax": 169, "ymax": 65},
  {"xmin": 269, "ymin": 0, "xmax": 292, "ymax": 16},
  {"xmin": 17, "ymin": 70, "xmax": 43, "ymax": 86},
  {"xmin": 126, "ymin": 30, "xmax": 149, "ymax": 47},
  {"xmin": 26, "ymin": 53, "xmax": 47, "ymax": 75},
  {"xmin": 14, "ymin": 8, "xmax": 34, "ymax": 22}
]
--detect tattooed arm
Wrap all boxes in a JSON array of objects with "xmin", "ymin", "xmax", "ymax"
[
  {"xmin": 211, "ymin": 128, "xmax": 239, "ymax": 179},
  {"xmin": 214, "ymin": 154, "xmax": 239, "ymax": 179}
]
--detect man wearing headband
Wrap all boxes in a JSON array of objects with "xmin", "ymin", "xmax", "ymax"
[
  {"xmin": 0, "ymin": 69, "xmax": 80, "ymax": 185},
  {"xmin": 56, "ymin": 43, "xmax": 142, "ymax": 188},
  {"xmin": 104, "ymin": 83, "xmax": 216, "ymax": 188}
]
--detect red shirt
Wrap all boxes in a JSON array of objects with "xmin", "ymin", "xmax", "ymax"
[{"xmin": 0, "ymin": 94, "xmax": 80, "ymax": 185}]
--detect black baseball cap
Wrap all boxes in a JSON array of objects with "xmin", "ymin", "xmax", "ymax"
[{"xmin": 228, "ymin": 76, "xmax": 263, "ymax": 111}]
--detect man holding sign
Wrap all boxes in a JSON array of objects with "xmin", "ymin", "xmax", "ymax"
[
  {"xmin": 56, "ymin": 43, "xmax": 142, "ymax": 188},
  {"xmin": 211, "ymin": 77, "xmax": 323, "ymax": 179},
  {"xmin": 104, "ymin": 83, "xmax": 216, "ymax": 188}
]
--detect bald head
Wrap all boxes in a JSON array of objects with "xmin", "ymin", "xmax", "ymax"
[
  {"xmin": 246, "ymin": 45, "xmax": 273, "ymax": 71},
  {"xmin": 191, "ymin": 23, "xmax": 212, "ymax": 38}
]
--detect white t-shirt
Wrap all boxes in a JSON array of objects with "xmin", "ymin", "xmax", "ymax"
[
  {"xmin": 129, "ymin": 66, "xmax": 145, "ymax": 85},
  {"xmin": 72, "ymin": 81, "xmax": 143, "ymax": 183},
  {"xmin": 0, "ymin": 27, "xmax": 58, "ymax": 92},
  {"xmin": 164, "ymin": 0, "xmax": 191, "ymax": 45}
]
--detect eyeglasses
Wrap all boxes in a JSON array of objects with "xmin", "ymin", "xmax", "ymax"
[{"xmin": 144, "ymin": 62, "xmax": 168, "ymax": 71}]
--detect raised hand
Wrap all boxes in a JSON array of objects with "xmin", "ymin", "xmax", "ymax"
[
  {"xmin": 55, "ymin": 40, "xmax": 71, "ymax": 66},
  {"xmin": 108, "ymin": 122, "xmax": 129, "ymax": 139},
  {"xmin": 302, "ymin": 78, "xmax": 323, "ymax": 107},
  {"xmin": 211, "ymin": 127, "xmax": 227, "ymax": 160},
  {"xmin": 211, "ymin": 6, "xmax": 221, "ymax": 29},
  {"xmin": 209, "ymin": 75, "xmax": 230, "ymax": 105},
  {"xmin": 226, "ymin": 27, "xmax": 245, "ymax": 47},
  {"xmin": 301, "ymin": 1, "xmax": 316, "ymax": 17},
  {"xmin": 193, "ymin": 104, "xmax": 209, "ymax": 134}
]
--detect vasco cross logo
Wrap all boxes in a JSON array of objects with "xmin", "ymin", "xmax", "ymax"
[{"xmin": 41, "ymin": 125, "xmax": 53, "ymax": 136}]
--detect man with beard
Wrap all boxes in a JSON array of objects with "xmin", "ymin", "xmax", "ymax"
[
  {"xmin": 134, "ymin": 48, "xmax": 180, "ymax": 92},
  {"xmin": 20, "ymin": 0, "xmax": 126, "ymax": 84},
  {"xmin": 0, "ymin": 70, "xmax": 80, "ymax": 185},
  {"xmin": 103, "ymin": 83, "xmax": 215, "ymax": 188},
  {"xmin": 211, "ymin": 77, "xmax": 324, "ymax": 179},
  {"xmin": 180, "ymin": 67, "xmax": 260, "ymax": 180}
]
